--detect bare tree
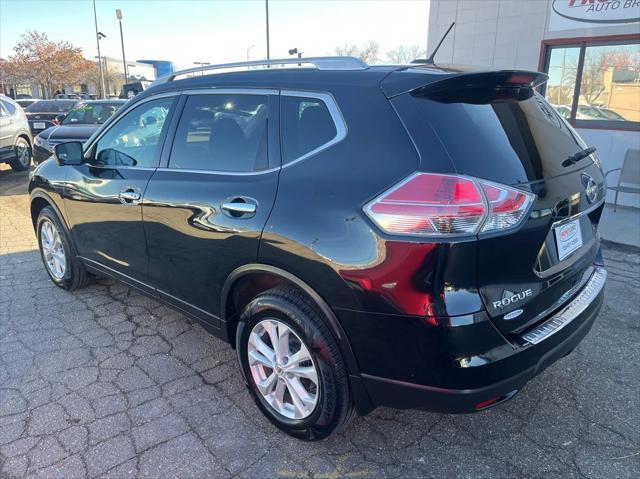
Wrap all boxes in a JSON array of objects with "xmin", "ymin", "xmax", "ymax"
[
  {"xmin": 579, "ymin": 47, "xmax": 635, "ymax": 105},
  {"xmin": 6, "ymin": 31, "xmax": 93, "ymax": 98},
  {"xmin": 81, "ymin": 62, "xmax": 123, "ymax": 96},
  {"xmin": 386, "ymin": 45, "xmax": 426, "ymax": 64},
  {"xmin": 335, "ymin": 41, "xmax": 381, "ymax": 64}
]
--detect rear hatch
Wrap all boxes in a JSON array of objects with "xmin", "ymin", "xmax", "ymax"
[
  {"xmin": 388, "ymin": 69, "xmax": 606, "ymax": 337},
  {"xmin": 25, "ymin": 100, "xmax": 78, "ymax": 133}
]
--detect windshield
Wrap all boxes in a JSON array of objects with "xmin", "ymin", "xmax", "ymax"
[
  {"xmin": 25, "ymin": 100, "xmax": 77, "ymax": 113},
  {"xmin": 62, "ymin": 103, "xmax": 123, "ymax": 125}
]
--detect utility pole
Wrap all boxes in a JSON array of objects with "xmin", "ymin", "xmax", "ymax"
[
  {"xmin": 116, "ymin": 9, "xmax": 128, "ymax": 84},
  {"xmin": 265, "ymin": 0, "xmax": 270, "ymax": 60},
  {"xmin": 93, "ymin": 0, "xmax": 106, "ymax": 98}
]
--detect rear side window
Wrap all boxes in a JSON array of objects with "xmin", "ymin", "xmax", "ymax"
[
  {"xmin": 281, "ymin": 96, "xmax": 338, "ymax": 164},
  {"xmin": 0, "ymin": 99, "xmax": 17, "ymax": 115},
  {"xmin": 169, "ymin": 94, "xmax": 269, "ymax": 172}
]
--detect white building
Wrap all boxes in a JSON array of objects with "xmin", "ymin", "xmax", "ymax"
[{"xmin": 427, "ymin": 0, "xmax": 639, "ymax": 208}]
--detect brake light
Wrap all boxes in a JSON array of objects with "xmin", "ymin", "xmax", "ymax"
[
  {"xmin": 364, "ymin": 173, "xmax": 533, "ymax": 237},
  {"xmin": 52, "ymin": 118, "xmax": 60, "ymax": 125}
]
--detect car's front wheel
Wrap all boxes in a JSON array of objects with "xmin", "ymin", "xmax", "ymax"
[
  {"xmin": 236, "ymin": 287, "xmax": 353, "ymax": 440},
  {"xmin": 37, "ymin": 206, "xmax": 92, "ymax": 290},
  {"xmin": 9, "ymin": 137, "xmax": 31, "ymax": 171}
]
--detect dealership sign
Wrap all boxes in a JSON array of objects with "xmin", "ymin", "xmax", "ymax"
[{"xmin": 550, "ymin": 0, "xmax": 640, "ymax": 30}]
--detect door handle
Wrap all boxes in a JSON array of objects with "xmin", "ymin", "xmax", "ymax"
[
  {"xmin": 221, "ymin": 197, "xmax": 257, "ymax": 217},
  {"xmin": 119, "ymin": 188, "xmax": 141, "ymax": 205}
]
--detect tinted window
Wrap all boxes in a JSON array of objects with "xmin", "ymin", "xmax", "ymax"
[
  {"xmin": 0, "ymin": 99, "xmax": 17, "ymax": 115},
  {"xmin": 281, "ymin": 96, "xmax": 337, "ymax": 164},
  {"xmin": 62, "ymin": 102, "xmax": 123, "ymax": 125},
  {"xmin": 394, "ymin": 91, "xmax": 586, "ymax": 185},
  {"xmin": 25, "ymin": 100, "xmax": 77, "ymax": 112},
  {"xmin": 169, "ymin": 94, "xmax": 268, "ymax": 172},
  {"xmin": 93, "ymin": 97, "xmax": 174, "ymax": 168}
]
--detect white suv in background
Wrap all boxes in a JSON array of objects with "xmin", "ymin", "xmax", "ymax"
[{"xmin": 0, "ymin": 95, "xmax": 32, "ymax": 171}]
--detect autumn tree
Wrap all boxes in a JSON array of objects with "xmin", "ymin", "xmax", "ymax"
[
  {"xmin": 386, "ymin": 45, "xmax": 426, "ymax": 64},
  {"xmin": 7, "ymin": 31, "xmax": 93, "ymax": 98}
]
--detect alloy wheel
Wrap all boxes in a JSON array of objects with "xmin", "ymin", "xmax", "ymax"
[
  {"xmin": 247, "ymin": 318, "xmax": 320, "ymax": 420},
  {"xmin": 40, "ymin": 220, "xmax": 66, "ymax": 279},
  {"xmin": 16, "ymin": 141, "xmax": 30, "ymax": 168}
]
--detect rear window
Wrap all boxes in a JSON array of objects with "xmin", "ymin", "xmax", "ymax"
[
  {"xmin": 281, "ymin": 96, "xmax": 337, "ymax": 164},
  {"xmin": 392, "ymin": 88, "xmax": 587, "ymax": 185},
  {"xmin": 62, "ymin": 103, "xmax": 123, "ymax": 125},
  {"xmin": 25, "ymin": 100, "xmax": 76, "ymax": 112}
]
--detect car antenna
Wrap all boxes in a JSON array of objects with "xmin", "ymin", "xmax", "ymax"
[{"xmin": 413, "ymin": 22, "xmax": 455, "ymax": 65}]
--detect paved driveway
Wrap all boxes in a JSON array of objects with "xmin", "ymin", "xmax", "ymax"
[{"xmin": 1, "ymin": 166, "xmax": 638, "ymax": 478}]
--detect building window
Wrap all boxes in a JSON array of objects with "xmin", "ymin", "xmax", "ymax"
[{"xmin": 541, "ymin": 37, "xmax": 639, "ymax": 130}]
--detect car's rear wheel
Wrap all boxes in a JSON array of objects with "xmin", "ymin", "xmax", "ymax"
[
  {"xmin": 37, "ymin": 206, "xmax": 92, "ymax": 290},
  {"xmin": 9, "ymin": 137, "xmax": 31, "ymax": 171},
  {"xmin": 236, "ymin": 287, "xmax": 353, "ymax": 440}
]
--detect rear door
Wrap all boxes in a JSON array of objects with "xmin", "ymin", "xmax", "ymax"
[
  {"xmin": 391, "ymin": 74, "xmax": 606, "ymax": 337},
  {"xmin": 142, "ymin": 89, "xmax": 280, "ymax": 324}
]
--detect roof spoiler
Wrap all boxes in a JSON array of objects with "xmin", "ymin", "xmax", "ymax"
[{"xmin": 411, "ymin": 70, "xmax": 549, "ymax": 96}]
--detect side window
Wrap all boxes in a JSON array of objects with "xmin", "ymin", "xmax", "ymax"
[
  {"xmin": 281, "ymin": 95, "xmax": 338, "ymax": 164},
  {"xmin": 93, "ymin": 97, "xmax": 174, "ymax": 168},
  {"xmin": 0, "ymin": 103, "xmax": 7, "ymax": 117},
  {"xmin": 169, "ymin": 94, "xmax": 269, "ymax": 172},
  {"xmin": 1, "ymin": 99, "xmax": 17, "ymax": 115}
]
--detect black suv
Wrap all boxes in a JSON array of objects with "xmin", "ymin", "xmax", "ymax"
[{"xmin": 29, "ymin": 57, "xmax": 607, "ymax": 440}]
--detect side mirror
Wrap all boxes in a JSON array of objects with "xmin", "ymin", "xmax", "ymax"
[{"xmin": 54, "ymin": 141, "xmax": 84, "ymax": 166}]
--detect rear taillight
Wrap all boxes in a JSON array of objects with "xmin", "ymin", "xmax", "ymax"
[
  {"xmin": 52, "ymin": 118, "xmax": 60, "ymax": 125},
  {"xmin": 364, "ymin": 173, "xmax": 533, "ymax": 237}
]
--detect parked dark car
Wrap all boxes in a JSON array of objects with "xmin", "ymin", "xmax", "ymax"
[
  {"xmin": 29, "ymin": 57, "xmax": 607, "ymax": 440},
  {"xmin": 120, "ymin": 80, "xmax": 151, "ymax": 99},
  {"xmin": 33, "ymin": 100, "xmax": 127, "ymax": 164},
  {"xmin": 24, "ymin": 99, "xmax": 80, "ymax": 136},
  {"xmin": 0, "ymin": 94, "xmax": 32, "ymax": 171},
  {"xmin": 16, "ymin": 98, "xmax": 39, "ymax": 109}
]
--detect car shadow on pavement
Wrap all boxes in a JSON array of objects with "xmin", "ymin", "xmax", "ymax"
[
  {"xmin": 0, "ymin": 166, "xmax": 30, "ymax": 197},
  {"xmin": 1, "ymin": 246, "xmax": 638, "ymax": 478}
]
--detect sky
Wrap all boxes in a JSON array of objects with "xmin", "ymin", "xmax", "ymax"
[{"xmin": 0, "ymin": 0, "xmax": 430, "ymax": 69}]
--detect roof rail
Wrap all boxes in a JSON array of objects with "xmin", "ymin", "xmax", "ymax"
[{"xmin": 153, "ymin": 56, "xmax": 368, "ymax": 85}]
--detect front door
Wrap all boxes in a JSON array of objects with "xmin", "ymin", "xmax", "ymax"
[
  {"xmin": 142, "ymin": 90, "xmax": 280, "ymax": 323},
  {"xmin": 64, "ymin": 95, "xmax": 178, "ymax": 284}
]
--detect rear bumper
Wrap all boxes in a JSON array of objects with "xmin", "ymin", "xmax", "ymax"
[{"xmin": 346, "ymin": 266, "xmax": 606, "ymax": 413}]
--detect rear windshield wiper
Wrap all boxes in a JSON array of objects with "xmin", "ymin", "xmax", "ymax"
[{"xmin": 562, "ymin": 146, "xmax": 596, "ymax": 167}]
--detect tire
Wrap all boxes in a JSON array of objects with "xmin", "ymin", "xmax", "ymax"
[
  {"xmin": 9, "ymin": 137, "xmax": 31, "ymax": 171},
  {"xmin": 36, "ymin": 206, "xmax": 92, "ymax": 291},
  {"xmin": 236, "ymin": 286, "xmax": 353, "ymax": 440}
]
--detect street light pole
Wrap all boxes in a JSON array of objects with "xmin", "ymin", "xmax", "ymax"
[
  {"xmin": 116, "ymin": 9, "xmax": 128, "ymax": 84},
  {"xmin": 265, "ymin": 0, "xmax": 270, "ymax": 60},
  {"xmin": 193, "ymin": 62, "xmax": 210, "ymax": 76},
  {"xmin": 92, "ymin": 0, "xmax": 106, "ymax": 99}
]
